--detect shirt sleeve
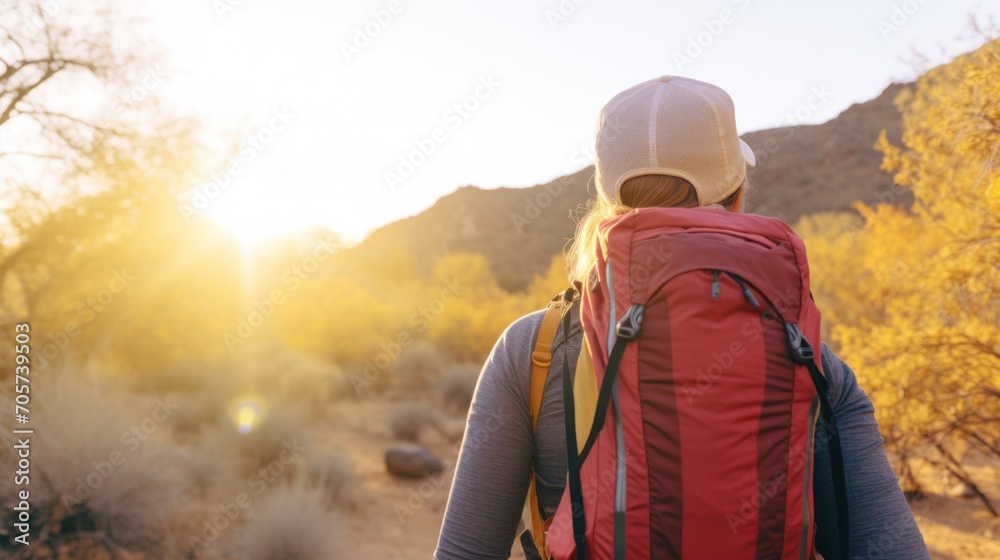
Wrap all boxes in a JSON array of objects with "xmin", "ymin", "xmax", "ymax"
[
  {"xmin": 812, "ymin": 344, "xmax": 931, "ymax": 560},
  {"xmin": 434, "ymin": 313, "xmax": 541, "ymax": 560}
]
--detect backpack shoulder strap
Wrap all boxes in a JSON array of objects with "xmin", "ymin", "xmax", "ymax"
[
  {"xmin": 786, "ymin": 324, "xmax": 851, "ymax": 557},
  {"xmin": 526, "ymin": 290, "xmax": 574, "ymax": 560},
  {"xmin": 530, "ymin": 293, "xmax": 567, "ymax": 429}
]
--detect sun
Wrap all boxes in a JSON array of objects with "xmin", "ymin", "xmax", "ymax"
[
  {"xmin": 208, "ymin": 202, "xmax": 304, "ymax": 248},
  {"xmin": 203, "ymin": 184, "xmax": 316, "ymax": 248},
  {"xmin": 197, "ymin": 173, "xmax": 371, "ymax": 247}
]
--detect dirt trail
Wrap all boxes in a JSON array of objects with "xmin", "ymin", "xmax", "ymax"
[{"xmin": 331, "ymin": 400, "xmax": 998, "ymax": 560}]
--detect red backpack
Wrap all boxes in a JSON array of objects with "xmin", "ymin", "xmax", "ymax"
[{"xmin": 538, "ymin": 207, "xmax": 849, "ymax": 560}]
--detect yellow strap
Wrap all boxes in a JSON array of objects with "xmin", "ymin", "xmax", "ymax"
[
  {"xmin": 527, "ymin": 473, "xmax": 552, "ymax": 559},
  {"xmin": 530, "ymin": 298, "xmax": 564, "ymax": 430},
  {"xmin": 527, "ymin": 293, "xmax": 569, "ymax": 560}
]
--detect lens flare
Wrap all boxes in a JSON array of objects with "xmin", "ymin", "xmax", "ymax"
[
  {"xmin": 229, "ymin": 394, "xmax": 267, "ymax": 435},
  {"xmin": 237, "ymin": 406, "xmax": 256, "ymax": 434}
]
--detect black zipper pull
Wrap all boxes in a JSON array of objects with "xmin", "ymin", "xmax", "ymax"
[
  {"xmin": 711, "ymin": 270, "xmax": 720, "ymax": 300},
  {"xmin": 725, "ymin": 272, "xmax": 760, "ymax": 307}
]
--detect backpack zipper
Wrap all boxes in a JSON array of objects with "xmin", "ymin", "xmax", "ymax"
[
  {"xmin": 724, "ymin": 272, "xmax": 761, "ymax": 307},
  {"xmin": 711, "ymin": 270, "xmax": 721, "ymax": 300}
]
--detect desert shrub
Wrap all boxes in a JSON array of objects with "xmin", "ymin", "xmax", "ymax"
[
  {"xmin": 343, "ymin": 362, "xmax": 389, "ymax": 397},
  {"xmin": 438, "ymin": 364, "xmax": 480, "ymax": 414},
  {"xmin": 236, "ymin": 481, "xmax": 343, "ymax": 560},
  {"xmin": 266, "ymin": 356, "xmax": 351, "ymax": 415},
  {"xmin": 167, "ymin": 389, "xmax": 228, "ymax": 438},
  {"xmin": 198, "ymin": 402, "xmax": 311, "ymax": 476},
  {"xmin": 235, "ymin": 339, "xmax": 352, "ymax": 414},
  {"xmin": 390, "ymin": 402, "xmax": 439, "ymax": 442},
  {"xmin": 302, "ymin": 452, "xmax": 357, "ymax": 509},
  {"xmin": 234, "ymin": 404, "xmax": 310, "ymax": 468},
  {"xmin": 389, "ymin": 341, "xmax": 447, "ymax": 393},
  {"xmin": 130, "ymin": 361, "xmax": 209, "ymax": 394},
  {"xmin": 813, "ymin": 41, "xmax": 1000, "ymax": 515},
  {"xmin": 0, "ymin": 370, "xmax": 190, "ymax": 555},
  {"xmin": 180, "ymin": 433, "xmax": 242, "ymax": 499}
]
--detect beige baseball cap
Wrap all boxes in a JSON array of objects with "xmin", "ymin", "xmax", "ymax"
[{"xmin": 594, "ymin": 75, "xmax": 756, "ymax": 205}]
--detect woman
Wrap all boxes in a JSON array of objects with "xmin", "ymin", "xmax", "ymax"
[{"xmin": 434, "ymin": 76, "xmax": 929, "ymax": 559}]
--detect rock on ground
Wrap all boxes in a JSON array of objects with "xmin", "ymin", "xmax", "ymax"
[{"xmin": 385, "ymin": 444, "xmax": 445, "ymax": 478}]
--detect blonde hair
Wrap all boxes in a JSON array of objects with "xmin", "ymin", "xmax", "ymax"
[{"xmin": 566, "ymin": 174, "xmax": 746, "ymax": 285}]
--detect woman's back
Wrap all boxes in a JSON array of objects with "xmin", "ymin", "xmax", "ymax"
[
  {"xmin": 435, "ymin": 304, "xmax": 929, "ymax": 559},
  {"xmin": 436, "ymin": 75, "xmax": 929, "ymax": 560}
]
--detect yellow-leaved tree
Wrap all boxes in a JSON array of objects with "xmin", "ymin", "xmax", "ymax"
[{"xmin": 833, "ymin": 39, "xmax": 1000, "ymax": 514}]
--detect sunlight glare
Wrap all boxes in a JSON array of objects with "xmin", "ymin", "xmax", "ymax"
[
  {"xmin": 229, "ymin": 394, "xmax": 267, "ymax": 435},
  {"xmin": 207, "ymin": 191, "xmax": 310, "ymax": 247}
]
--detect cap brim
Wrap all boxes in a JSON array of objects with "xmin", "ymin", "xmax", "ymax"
[{"xmin": 740, "ymin": 139, "xmax": 756, "ymax": 168}]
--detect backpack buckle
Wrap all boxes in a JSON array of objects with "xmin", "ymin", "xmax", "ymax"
[
  {"xmin": 784, "ymin": 323, "xmax": 815, "ymax": 364},
  {"xmin": 615, "ymin": 305, "xmax": 645, "ymax": 341}
]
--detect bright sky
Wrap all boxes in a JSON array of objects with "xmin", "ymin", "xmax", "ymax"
[{"xmin": 136, "ymin": 0, "xmax": 998, "ymax": 244}]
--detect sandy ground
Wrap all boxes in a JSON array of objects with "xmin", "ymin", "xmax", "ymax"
[
  {"xmin": 907, "ymin": 452, "xmax": 1000, "ymax": 560},
  {"xmin": 329, "ymin": 399, "xmax": 998, "ymax": 560}
]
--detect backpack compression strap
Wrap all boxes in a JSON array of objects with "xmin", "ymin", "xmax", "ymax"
[
  {"xmin": 563, "ymin": 300, "xmax": 644, "ymax": 560},
  {"xmin": 526, "ymin": 290, "xmax": 574, "ymax": 560},
  {"xmin": 785, "ymin": 323, "xmax": 851, "ymax": 558}
]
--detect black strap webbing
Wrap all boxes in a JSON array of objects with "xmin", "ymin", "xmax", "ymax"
[
  {"xmin": 559, "ymin": 291, "xmax": 587, "ymax": 560},
  {"xmin": 578, "ymin": 335, "xmax": 628, "ymax": 464},
  {"xmin": 803, "ymin": 348, "xmax": 851, "ymax": 559},
  {"xmin": 563, "ymin": 302, "xmax": 631, "ymax": 560}
]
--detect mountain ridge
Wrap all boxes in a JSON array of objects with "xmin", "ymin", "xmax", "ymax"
[{"xmin": 345, "ymin": 81, "xmax": 911, "ymax": 291}]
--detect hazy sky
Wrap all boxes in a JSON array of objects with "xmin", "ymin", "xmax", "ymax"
[{"xmin": 135, "ymin": 0, "xmax": 998, "ymax": 243}]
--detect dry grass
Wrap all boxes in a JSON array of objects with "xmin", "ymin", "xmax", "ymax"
[
  {"xmin": 390, "ymin": 402, "xmax": 439, "ymax": 442},
  {"xmin": 390, "ymin": 341, "xmax": 446, "ymax": 393},
  {"xmin": 238, "ymin": 340, "xmax": 352, "ymax": 414},
  {"xmin": 236, "ymin": 481, "xmax": 343, "ymax": 560},
  {"xmin": 196, "ymin": 402, "xmax": 311, "ymax": 476},
  {"xmin": 438, "ymin": 364, "xmax": 480, "ymax": 414},
  {"xmin": 0, "ymin": 369, "xmax": 191, "ymax": 555},
  {"xmin": 302, "ymin": 452, "xmax": 357, "ymax": 509}
]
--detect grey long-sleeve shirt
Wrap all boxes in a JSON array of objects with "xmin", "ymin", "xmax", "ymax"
[{"xmin": 435, "ymin": 308, "xmax": 930, "ymax": 560}]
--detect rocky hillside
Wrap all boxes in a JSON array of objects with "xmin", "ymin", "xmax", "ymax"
[{"xmin": 346, "ymin": 82, "xmax": 910, "ymax": 291}]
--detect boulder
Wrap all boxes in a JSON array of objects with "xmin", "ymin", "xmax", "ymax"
[{"xmin": 385, "ymin": 444, "xmax": 444, "ymax": 479}]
